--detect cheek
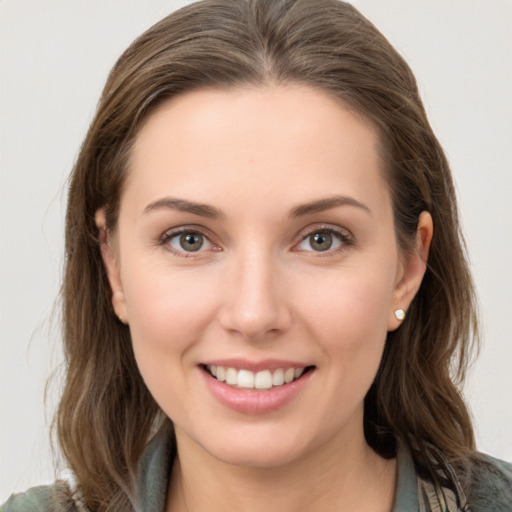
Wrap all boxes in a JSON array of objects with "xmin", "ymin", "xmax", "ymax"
[
  {"xmin": 300, "ymin": 268, "xmax": 395, "ymax": 347},
  {"xmin": 121, "ymin": 268, "xmax": 222, "ymax": 421},
  {"xmin": 122, "ymin": 266, "xmax": 220, "ymax": 367},
  {"xmin": 297, "ymin": 267, "xmax": 395, "ymax": 399}
]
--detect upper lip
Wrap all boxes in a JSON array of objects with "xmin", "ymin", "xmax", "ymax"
[{"xmin": 200, "ymin": 358, "xmax": 312, "ymax": 372}]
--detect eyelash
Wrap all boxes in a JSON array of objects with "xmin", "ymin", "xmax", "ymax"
[
  {"xmin": 294, "ymin": 225, "xmax": 354, "ymax": 255},
  {"xmin": 159, "ymin": 224, "xmax": 354, "ymax": 257},
  {"xmin": 159, "ymin": 227, "xmax": 218, "ymax": 257}
]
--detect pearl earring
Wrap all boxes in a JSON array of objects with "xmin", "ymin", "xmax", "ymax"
[{"xmin": 394, "ymin": 309, "xmax": 405, "ymax": 321}]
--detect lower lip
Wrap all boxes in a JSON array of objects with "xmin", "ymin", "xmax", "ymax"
[{"xmin": 201, "ymin": 368, "xmax": 314, "ymax": 414}]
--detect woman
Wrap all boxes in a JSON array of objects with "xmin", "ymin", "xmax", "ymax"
[{"xmin": 2, "ymin": 0, "xmax": 511, "ymax": 511}]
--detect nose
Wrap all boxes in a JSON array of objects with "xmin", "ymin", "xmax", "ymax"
[{"xmin": 218, "ymin": 250, "xmax": 292, "ymax": 342}]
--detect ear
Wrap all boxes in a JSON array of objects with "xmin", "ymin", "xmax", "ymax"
[
  {"xmin": 388, "ymin": 211, "xmax": 433, "ymax": 331},
  {"xmin": 95, "ymin": 208, "xmax": 128, "ymax": 324}
]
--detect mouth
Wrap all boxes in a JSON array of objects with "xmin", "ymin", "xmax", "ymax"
[{"xmin": 201, "ymin": 364, "xmax": 315, "ymax": 391}]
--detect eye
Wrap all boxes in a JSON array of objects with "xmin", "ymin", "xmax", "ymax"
[
  {"xmin": 296, "ymin": 228, "xmax": 350, "ymax": 253},
  {"xmin": 164, "ymin": 230, "xmax": 214, "ymax": 254}
]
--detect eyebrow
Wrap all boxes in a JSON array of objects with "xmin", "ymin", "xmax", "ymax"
[
  {"xmin": 142, "ymin": 194, "xmax": 371, "ymax": 220},
  {"xmin": 289, "ymin": 195, "xmax": 372, "ymax": 218},
  {"xmin": 143, "ymin": 197, "xmax": 225, "ymax": 219}
]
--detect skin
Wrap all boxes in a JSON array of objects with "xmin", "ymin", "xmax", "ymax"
[{"xmin": 97, "ymin": 85, "xmax": 432, "ymax": 512}]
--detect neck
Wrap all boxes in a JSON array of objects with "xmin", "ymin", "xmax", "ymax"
[{"xmin": 166, "ymin": 422, "xmax": 396, "ymax": 512}]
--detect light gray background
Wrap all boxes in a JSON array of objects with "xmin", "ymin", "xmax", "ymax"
[{"xmin": 1, "ymin": 0, "xmax": 511, "ymax": 502}]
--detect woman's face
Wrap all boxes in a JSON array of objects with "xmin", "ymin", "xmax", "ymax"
[{"xmin": 100, "ymin": 85, "xmax": 429, "ymax": 467}]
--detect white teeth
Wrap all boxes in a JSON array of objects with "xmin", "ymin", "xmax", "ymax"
[
  {"xmin": 226, "ymin": 367, "xmax": 238, "ymax": 385},
  {"xmin": 216, "ymin": 366, "xmax": 226, "ymax": 382},
  {"xmin": 206, "ymin": 365, "xmax": 308, "ymax": 390},
  {"xmin": 272, "ymin": 368, "xmax": 284, "ymax": 386},
  {"xmin": 255, "ymin": 370, "xmax": 272, "ymax": 389},
  {"xmin": 284, "ymin": 368, "xmax": 295, "ymax": 383},
  {"xmin": 237, "ymin": 369, "xmax": 255, "ymax": 389}
]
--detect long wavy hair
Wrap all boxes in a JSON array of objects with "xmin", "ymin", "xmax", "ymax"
[{"xmin": 56, "ymin": 0, "xmax": 479, "ymax": 509}]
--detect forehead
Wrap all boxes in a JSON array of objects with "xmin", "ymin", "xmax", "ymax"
[{"xmin": 124, "ymin": 85, "xmax": 389, "ymax": 218}]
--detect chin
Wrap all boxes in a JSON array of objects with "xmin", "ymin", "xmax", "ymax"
[
  {"xmin": 211, "ymin": 442, "xmax": 306, "ymax": 469},
  {"xmin": 187, "ymin": 422, "xmax": 329, "ymax": 469}
]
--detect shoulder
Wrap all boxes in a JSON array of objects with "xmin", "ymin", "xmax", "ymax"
[
  {"xmin": 465, "ymin": 453, "xmax": 512, "ymax": 511},
  {"xmin": 1, "ymin": 426, "xmax": 173, "ymax": 512},
  {"xmin": 1, "ymin": 485, "xmax": 54, "ymax": 512},
  {"xmin": 0, "ymin": 480, "xmax": 84, "ymax": 512}
]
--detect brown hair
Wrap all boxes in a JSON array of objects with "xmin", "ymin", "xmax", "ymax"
[{"xmin": 56, "ymin": 0, "xmax": 479, "ymax": 509}]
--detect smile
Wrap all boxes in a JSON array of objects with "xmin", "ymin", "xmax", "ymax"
[{"xmin": 204, "ymin": 364, "xmax": 311, "ymax": 390}]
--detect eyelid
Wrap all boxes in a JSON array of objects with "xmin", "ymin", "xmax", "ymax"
[
  {"xmin": 159, "ymin": 225, "xmax": 221, "ymax": 256},
  {"xmin": 157, "ymin": 223, "xmax": 353, "ymax": 256},
  {"xmin": 293, "ymin": 223, "xmax": 354, "ymax": 254}
]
